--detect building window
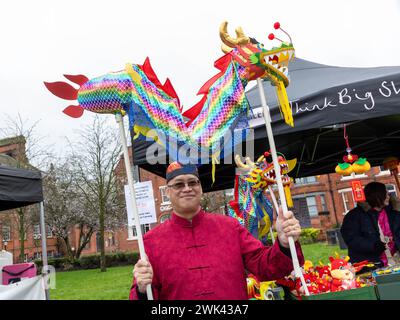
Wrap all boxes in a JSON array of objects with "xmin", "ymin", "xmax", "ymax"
[
  {"xmin": 24, "ymin": 253, "xmax": 29, "ymax": 262},
  {"xmin": 159, "ymin": 214, "xmax": 171, "ymax": 223},
  {"xmin": 159, "ymin": 186, "xmax": 170, "ymax": 204},
  {"xmin": 2, "ymin": 226, "xmax": 11, "ymax": 242},
  {"xmin": 320, "ymin": 194, "xmax": 327, "ymax": 211},
  {"xmin": 306, "ymin": 196, "xmax": 318, "ymax": 217},
  {"xmin": 143, "ymin": 224, "xmax": 151, "ymax": 234},
  {"xmin": 295, "ymin": 176, "xmax": 317, "ymax": 185},
  {"xmin": 47, "ymin": 251, "xmax": 54, "ymax": 258},
  {"xmin": 339, "ymin": 189, "xmax": 354, "ymax": 214},
  {"xmin": 33, "ymin": 252, "xmax": 42, "ymax": 260},
  {"xmin": 46, "ymin": 225, "xmax": 53, "ymax": 238},
  {"xmin": 378, "ymin": 166, "xmax": 391, "ymax": 176},
  {"xmin": 132, "ymin": 224, "xmax": 151, "ymax": 237},
  {"xmin": 80, "ymin": 235, "xmax": 90, "ymax": 250},
  {"xmin": 33, "ymin": 224, "xmax": 41, "ymax": 240},
  {"xmin": 106, "ymin": 231, "xmax": 115, "ymax": 247},
  {"xmin": 386, "ymin": 184, "xmax": 397, "ymax": 197}
]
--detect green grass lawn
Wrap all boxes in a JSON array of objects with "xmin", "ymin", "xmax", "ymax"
[
  {"xmin": 50, "ymin": 265, "xmax": 133, "ymax": 300},
  {"xmin": 301, "ymin": 243, "xmax": 348, "ymax": 265},
  {"xmin": 49, "ymin": 242, "xmax": 348, "ymax": 300}
]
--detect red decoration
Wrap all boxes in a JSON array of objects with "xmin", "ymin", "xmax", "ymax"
[
  {"xmin": 62, "ymin": 105, "xmax": 84, "ymax": 118},
  {"xmin": 141, "ymin": 57, "xmax": 164, "ymax": 90},
  {"xmin": 343, "ymin": 154, "xmax": 359, "ymax": 163},
  {"xmin": 274, "ymin": 22, "xmax": 280, "ymax": 29},
  {"xmin": 43, "ymin": 81, "xmax": 78, "ymax": 100},
  {"xmin": 63, "ymin": 74, "xmax": 89, "ymax": 86},
  {"xmin": 268, "ymin": 33, "xmax": 275, "ymax": 40},
  {"xmin": 351, "ymin": 180, "xmax": 366, "ymax": 202}
]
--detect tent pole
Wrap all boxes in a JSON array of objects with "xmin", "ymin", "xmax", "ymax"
[
  {"xmin": 115, "ymin": 113, "xmax": 153, "ymax": 300},
  {"xmin": 39, "ymin": 202, "xmax": 49, "ymax": 300},
  {"xmin": 257, "ymin": 79, "xmax": 309, "ymax": 296}
]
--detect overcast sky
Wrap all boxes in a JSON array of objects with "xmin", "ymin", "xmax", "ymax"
[{"xmin": 1, "ymin": 0, "xmax": 400, "ymax": 159}]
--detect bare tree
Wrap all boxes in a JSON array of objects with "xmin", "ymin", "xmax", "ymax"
[
  {"xmin": 42, "ymin": 161, "xmax": 84, "ymax": 260},
  {"xmin": 69, "ymin": 116, "xmax": 125, "ymax": 271},
  {"xmin": 0, "ymin": 113, "xmax": 54, "ymax": 262},
  {"xmin": 0, "ymin": 113, "xmax": 54, "ymax": 169},
  {"xmin": 200, "ymin": 190, "xmax": 229, "ymax": 213}
]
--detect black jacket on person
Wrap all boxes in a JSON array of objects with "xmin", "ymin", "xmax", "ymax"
[{"xmin": 340, "ymin": 203, "xmax": 400, "ymax": 264}]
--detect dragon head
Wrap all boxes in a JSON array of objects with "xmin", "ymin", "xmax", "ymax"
[
  {"xmin": 219, "ymin": 21, "xmax": 295, "ymax": 85},
  {"xmin": 234, "ymin": 153, "xmax": 295, "ymax": 190}
]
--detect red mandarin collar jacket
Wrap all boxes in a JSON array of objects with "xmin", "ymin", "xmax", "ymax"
[{"xmin": 130, "ymin": 210, "xmax": 304, "ymax": 300}]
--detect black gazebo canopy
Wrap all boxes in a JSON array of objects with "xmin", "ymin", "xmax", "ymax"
[{"xmin": 0, "ymin": 165, "xmax": 43, "ymax": 211}]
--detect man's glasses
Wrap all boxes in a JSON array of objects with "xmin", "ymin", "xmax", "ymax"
[{"xmin": 167, "ymin": 179, "xmax": 201, "ymax": 191}]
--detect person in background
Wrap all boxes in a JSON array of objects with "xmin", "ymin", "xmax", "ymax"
[
  {"xmin": 129, "ymin": 162, "xmax": 304, "ymax": 300},
  {"xmin": 341, "ymin": 181, "xmax": 400, "ymax": 267}
]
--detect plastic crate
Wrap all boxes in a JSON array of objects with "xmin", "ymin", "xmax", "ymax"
[
  {"xmin": 289, "ymin": 285, "xmax": 378, "ymax": 300},
  {"xmin": 374, "ymin": 273, "xmax": 400, "ymax": 300}
]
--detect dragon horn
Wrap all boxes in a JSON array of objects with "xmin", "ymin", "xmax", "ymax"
[
  {"xmin": 256, "ymin": 155, "xmax": 265, "ymax": 163},
  {"xmin": 234, "ymin": 155, "xmax": 250, "ymax": 170},
  {"xmin": 245, "ymin": 157, "xmax": 256, "ymax": 168},
  {"xmin": 219, "ymin": 21, "xmax": 250, "ymax": 48},
  {"xmin": 286, "ymin": 158, "xmax": 297, "ymax": 173},
  {"xmin": 221, "ymin": 43, "xmax": 233, "ymax": 54}
]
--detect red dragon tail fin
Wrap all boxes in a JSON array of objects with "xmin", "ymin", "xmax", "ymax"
[
  {"xmin": 62, "ymin": 105, "xmax": 84, "ymax": 118},
  {"xmin": 44, "ymin": 74, "xmax": 88, "ymax": 118},
  {"xmin": 44, "ymin": 81, "xmax": 78, "ymax": 100},
  {"xmin": 63, "ymin": 74, "xmax": 89, "ymax": 86}
]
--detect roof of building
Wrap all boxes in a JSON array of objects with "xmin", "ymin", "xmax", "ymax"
[{"xmin": 0, "ymin": 135, "xmax": 26, "ymax": 147}]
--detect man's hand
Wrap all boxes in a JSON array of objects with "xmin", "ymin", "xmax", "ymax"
[
  {"xmin": 133, "ymin": 259, "xmax": 153, "ymax": 294},
  {"xmin": 275, "ymin": 207, "xmax": 301, "ymax": 248}
]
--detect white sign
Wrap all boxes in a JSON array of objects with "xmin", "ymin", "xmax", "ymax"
[
  {"xmin": 0, "ymin": 275, "xmax": 46, "ymax": 300},
  {"xmin": 124, "ymin": 181, "xmax": 157, "ymax": 226}
]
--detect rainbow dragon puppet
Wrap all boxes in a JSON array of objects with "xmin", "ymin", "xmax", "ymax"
[
  {"xmin": 227, "ymin": 152, "xmax": 297, "ymax": 243},
  {"xmin": 44, "ymin": 22, "xmax": 295, "ymax": 171}
]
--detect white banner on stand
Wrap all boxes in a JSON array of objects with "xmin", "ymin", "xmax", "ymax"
[
  {"xmin": 124, "ymin": 181, "xmax": 157, "ymax": 226},
  {"xmin": 0, "ymin": 276, "xmax": 46, "ymax": 300}
]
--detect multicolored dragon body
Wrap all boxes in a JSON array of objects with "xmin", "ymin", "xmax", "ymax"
[
  {"xmin": 45, "ymin": 22, "xmax": 295, "ymax": 164},
  {"xmin": 227, "ymin": 152, "xmax": 296, "ymax": 241}
]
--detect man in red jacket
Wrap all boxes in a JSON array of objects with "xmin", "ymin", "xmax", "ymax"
[{"xmin": 130, "ymin": 162, "xmax": 304, "ymax": 300}]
